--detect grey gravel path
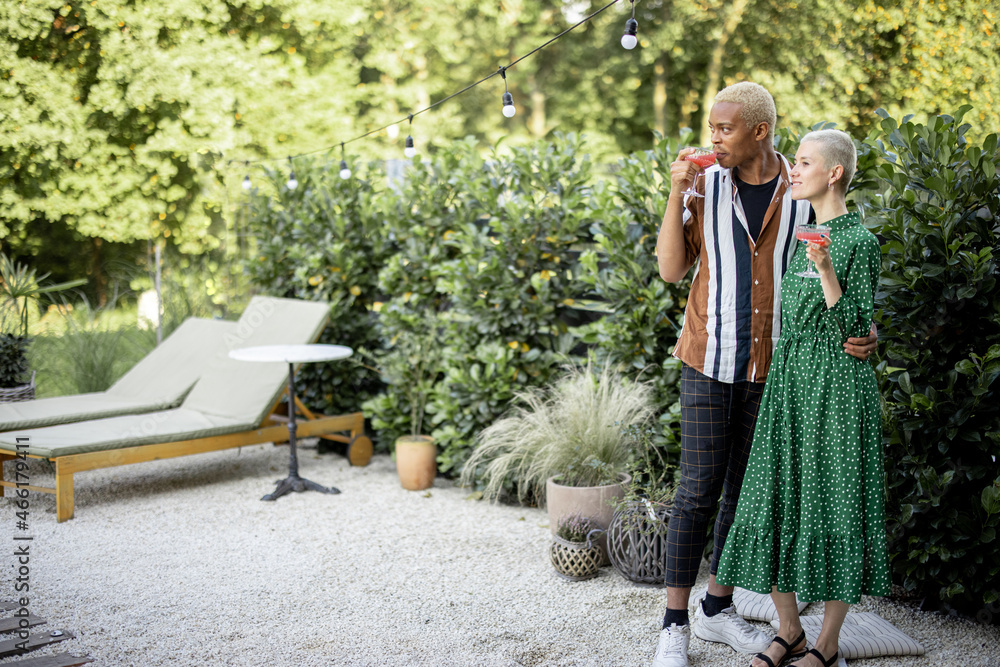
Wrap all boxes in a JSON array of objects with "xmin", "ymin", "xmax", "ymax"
[{"xmin": 1, "ymin": 444, "xmax": 997, "ymax": 666}]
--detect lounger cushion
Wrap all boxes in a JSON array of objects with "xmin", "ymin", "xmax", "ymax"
[
  {"xmin": 1, "ymin": 394, "xmax": 167, "ymax": 433},
  {"xmin": 106, "ymin": 318, "xmax": 236, "ymax": 400},
  {"xmin": 0, "ymin": 296, "xmax": 331, "ymax": 457},
  {"xmin": 0, "ymin": 318, "xmax": 235, "ymax": 431},
  {"xmin": 0, "ymin": 408, "xmax": 248, "ymax": 458},
  {"xmin": 183, "ymin": 296, "xmax": 330, "ymax": 425}
]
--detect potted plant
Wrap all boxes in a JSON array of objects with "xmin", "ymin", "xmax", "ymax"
[
  {"xmin": 549, "ymin": 512, "xmax": 603, "ymax": 581},
  {"xmin": 0, "ymin": 333, "xmax": 33, "ymax": 402},
  {"xmin": 0, "ymin": 253, "xmax": 85, "ymax": 402},
  {"xmin": 361, "ymin": 312, "xmax": 443, "ymax": 491},
  {"xmin": 606, "ymin": 423, "xmax": 678, "ymax": 585},
  {"xmin": 460, "ymin": 362, "xmax": 656, "ymax": 561}
]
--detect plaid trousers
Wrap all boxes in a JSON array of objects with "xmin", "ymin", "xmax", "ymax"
[{"xmin": 664, "ymin": 364, "xmax": 765, "ymax": 588}]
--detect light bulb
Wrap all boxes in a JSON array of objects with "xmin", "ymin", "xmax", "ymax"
[
  {"xmin": 339, "ymin": 160, "xmax": 351, "ymax": 180},
  {"xmin": 241, "ymin": 175, "xmax": 252, "ymax": 191},
  {"xmin": 502, "ymin": 92, "xmax": 516, "ymax": 118},
  {"xmin": 404, "ymin": 135, "xmax": 417, "ymax": 158},
  {"xmin": 286, "ymin": 172, "xmax": 298, "ymax": 190},
  {"xmin": 621, "ymin": 18, "xmax": 638, "ymax": 50},
  {"xmin": 386, "ymin": 124, "xmax": 400, "ymax": 139}
]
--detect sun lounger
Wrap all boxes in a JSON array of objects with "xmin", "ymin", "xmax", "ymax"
[
  {"xmin": 0, "ymin": 317, "xmax": 236, "ymax": 431},
  {"xmin": 0, "ymin": 296, "xmax": 373, "ymax": 521}
]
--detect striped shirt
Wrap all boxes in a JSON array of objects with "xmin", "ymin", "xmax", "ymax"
[{"xmin": 673, "ymin": 154, "xmax": 812, "ymax": 384}]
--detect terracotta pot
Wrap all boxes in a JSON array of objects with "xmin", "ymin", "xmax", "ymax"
[
  {"xmin": 395, "ymin": 435, "xmax": 436, "ymax": 490},
  {"xmin": 546, "ymin": 474, "xmax": 630, "ymax": 565}
]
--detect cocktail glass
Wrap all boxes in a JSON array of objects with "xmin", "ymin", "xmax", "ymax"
[
  {"xmin": 795, "ymin": 223, "xmax": 831, "ymax": 278},
  {"xmin": 680, "ymin": 148, "xmax": 717, "ymax": 198}
]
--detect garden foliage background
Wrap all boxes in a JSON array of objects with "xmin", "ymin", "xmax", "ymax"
[
  {"xmin": 2, "ymin": 0, "xmax": 998, "ymax": 620},
  {"xmin": 242, "ymin": 111, "xmax": 1000, "ymax": 617}
]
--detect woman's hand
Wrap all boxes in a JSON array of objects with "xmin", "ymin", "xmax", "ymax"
[
  {"xmin": 806, "ymin": 239, "xmax": 834, "ymax": 277},
  {"xmin": 808, "ymin": 237, "xmax": 843, "ymax": 310}
]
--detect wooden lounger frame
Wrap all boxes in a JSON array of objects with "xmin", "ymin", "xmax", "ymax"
[{"xmin": 0, "ymin": 398, "xmax": 372, "ymax": 522}]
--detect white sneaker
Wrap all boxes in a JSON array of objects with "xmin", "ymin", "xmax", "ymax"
[
  {"xmin": 652, "ymin": 623, "xmax": 690, "ymax": 667},
  {"xmin": 692, "ymin": 601, "xmax": 770, "ymax": 654}
]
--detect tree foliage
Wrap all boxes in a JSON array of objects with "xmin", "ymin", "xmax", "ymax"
[
  {"xmin": 243, "ymin": 154, "xmax": 391, "ymax": 416},
  {"xmin": 4, "ymin": 0, "xmax": 998, "ymax": 281},
  {"xmin": 1, "ymin": 0, "xmax": 362, "ymax": 264}
]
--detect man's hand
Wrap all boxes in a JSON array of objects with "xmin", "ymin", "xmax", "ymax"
[
  {"xmin": 844, "ymin": 322, "xmax": 878, "ymax": 361},
  {"xmin": 669, "ymin": 148, "xmax": 703, "ymax": 198}
]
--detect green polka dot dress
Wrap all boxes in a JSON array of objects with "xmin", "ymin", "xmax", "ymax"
[{"xmin": 716, "ymin": 211, "xmax": 891, "ymax": 604}]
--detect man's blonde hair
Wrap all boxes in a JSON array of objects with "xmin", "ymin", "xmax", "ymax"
[
  {"xmin": 800, "ymin": 129, "xmax": 857, "ymax": 194},
  {"xmin": 714, "ymin": 82, "xmax": 777, "ymax": 143}
]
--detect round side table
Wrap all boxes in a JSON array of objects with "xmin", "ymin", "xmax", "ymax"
[{"xmin": 229, "ymin": 344, "xmax": 352, "ymax": 501}]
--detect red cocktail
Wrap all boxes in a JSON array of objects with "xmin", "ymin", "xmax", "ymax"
[
  {"xmin": 796, "ymin": 229, "xmax": 830, "ymax": 246},
  {"xmin": 681, "ymin": 148, "xmax": 717, "ymax": 198},
  {"xmin": 686, "ymin": 152, "xmax": 718, "ymax": 168},
  {"xmin": 795, "ymin": 223, "xmax": 831, "ymax": 278}
]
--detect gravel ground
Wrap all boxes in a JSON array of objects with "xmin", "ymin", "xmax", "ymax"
[{"xmin": 2, "ymin": 444, "xmax": 997, "ymax": 666}]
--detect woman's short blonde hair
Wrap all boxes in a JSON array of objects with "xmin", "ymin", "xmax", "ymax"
[
  {"xmin": 714, "ymin": 82, "xmax": 777, "ymax": 143},
  {"xmin": 800, "ymin": 129, "xmax": 857, "ymax": 194}
]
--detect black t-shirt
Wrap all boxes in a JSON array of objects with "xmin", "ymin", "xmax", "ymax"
[{"xmin": 734, "ymin": 172, "xmax": 780, "ymax": 243}]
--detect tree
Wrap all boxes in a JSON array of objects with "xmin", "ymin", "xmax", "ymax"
[{"xmin": 1, "ymin": 0, "xmax": 362, "ymax": 295}]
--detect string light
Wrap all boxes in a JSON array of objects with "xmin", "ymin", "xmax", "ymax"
[
  {"xmin": 339, "ymin": 143, "xmax": 351, "ymax": 180},
  {"xmin": 500, "ymin": 67, "xmax": 516, "ymax": 118},
  {"xmin": 404, "ymin": 114, "xmax": 417, "ymax": 158},
  {"xmin": 286, "ymin": 157, "xmax": 298, "ymax": 190},
  {"xmin": 227, "ymin": 0, "xmax": 624, "ymax": 167},
  {"xmin": 621, "ymin": 0, "xmax": 638, "ymax": 49},
  {"xmin": 241, "ymin": 161, "xmax": 252, "ymax": 191}
]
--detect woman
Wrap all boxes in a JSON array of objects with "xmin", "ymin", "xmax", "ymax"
[{"xmin": 715, "ymin": 129, "xmax": 890, "ymax": 667}]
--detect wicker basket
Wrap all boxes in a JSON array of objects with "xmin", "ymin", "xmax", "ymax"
[
  {"xmin": 0, "ymin": 371, "xmax": 35, "ymax": 403},
  {"xmin": 549, "ymin": 535, "xmax": 602, "ymax": 581},
  {"xmin": 607, "ymin": 499, "xmax": 672, "ymax": 586}
]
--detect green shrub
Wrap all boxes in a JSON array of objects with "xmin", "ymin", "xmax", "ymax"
[
  {"xmin": 428, "ymin": 133, "xmax": 595, "ymax": 473},
  {"xmin": 862, "ymin": 106, "xmax": 1000, "ymax": 611},
  {"xmin": 430, "ymin": 340, "xmax": 533, "ymax": 476},
  {"xmin": 245, "ymin": 156, "xmax": 390, "ymax": 416},
  {"xmin": 577, "ymin": 132, "xmax": 693, "ymax": 465},
  {"xmin": 361, "ymin": 142, "xmax": 477, "ymax": 449}
]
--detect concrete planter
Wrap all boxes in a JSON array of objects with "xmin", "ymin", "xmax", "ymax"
[{"xmin": 545, "ymin": 473, "xmax": 630, "ymax": 565}]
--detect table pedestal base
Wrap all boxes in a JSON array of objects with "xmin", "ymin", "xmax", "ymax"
[{"xmin": 262, "ymin": 474, "xmax": 340, "ymax": 501}]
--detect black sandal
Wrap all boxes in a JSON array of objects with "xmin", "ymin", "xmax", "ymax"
[
  {"xmin": 800, "ymin": 648, "xmax": 839, "ymax": 667},
  {"xmin": 751, "ymin": 631, "xmax": 807, "ymax": 667}
]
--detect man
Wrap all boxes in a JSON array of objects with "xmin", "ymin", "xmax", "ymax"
[{"xmin": 651, "ymin": 82, "xmax": 877, "ymax": 667}]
